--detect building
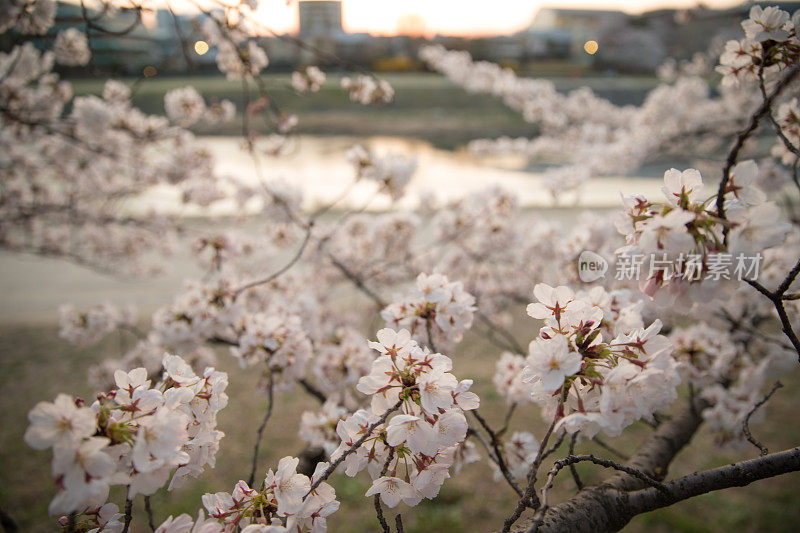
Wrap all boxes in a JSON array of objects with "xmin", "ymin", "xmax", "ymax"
[{"xmin": 298, "ymin": 0, "xmax": 343, "ymax": 39}]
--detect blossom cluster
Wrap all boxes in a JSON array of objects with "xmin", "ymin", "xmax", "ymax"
[
  {"xmin": 340, "ymin": 75, "xmax": 395, "ymax": 105},
  {"xmin": 201, "ymin": 17, "xmax": 270, "ymax": 81},
  {"xmin": 164, "ymin": 86, "xmax": 235, "ymax": 128},
  {"xmin": 59, "ymin": 303, "xmax": 137, "ymax": 346},
  {"xmin": 496, "ymin": 284, "xmax": 681, "ymax": 438},
  {"xmin": 717, "ymin": 6, "xmax": 800, "ymax": 86},
  {"xmin": 420, "ymin": 42, "xmax": 754, "ymax": 200},
  {"xmin": 292, "ymin": 66, "xmax": 326, "ymax": 93},
  {"xmin": 176, "ymin": 457, "xmax": 339, "ymax": 532},
  {"xmin": 381, "ymin": 272, "xmax": 477, "ymax": 348},
  {"xmin": 230, "ymin": 312, "xmax": 313, "ymax": 390},
  {"xmin": 330, "ymin": 328, "xmax": 480, "ymax": 508},
  {"xmin": 615, "ymin": 163, "xmax": 789, "ymax": 304},
  {"xmin": 345, "ymin": 144, "xmax": 417, "ymax": 200},
  {"xmin": 24, "ymin": 354, "xmax": 228, "ymax": 518},
  {"xmin": 0, "ymin": 38, "xmax": 233, "ymax": 272}
]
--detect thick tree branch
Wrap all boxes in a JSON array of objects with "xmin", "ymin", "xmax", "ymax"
[
  {"xmin": 507, "ymin": 396, "xmax": 710, "ymax": 532},
  {"xmin": 622, "ymin": 446, "xmax": 800, "ymax": 517}
]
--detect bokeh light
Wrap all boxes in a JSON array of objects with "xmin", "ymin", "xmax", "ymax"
[
  {"xmin": 584, "ymin": 40, "xmax": 599, "ymax": 55},
  {"xmin": 194, "ymin": 40, "xmax": 210, "ymax": 55}
]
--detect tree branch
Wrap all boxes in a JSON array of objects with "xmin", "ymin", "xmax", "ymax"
[
  {"xmin": 743, "ymin": 381, "xmax": 783, "ymax": 456},
  {"xmin": 622, "ymin": 447, "xmax": 800, "ymax": 521}
]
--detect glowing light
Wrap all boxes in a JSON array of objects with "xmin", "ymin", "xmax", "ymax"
[
  {"xmin": 194, "ymin": 40, "xmax": 210, "ymax": 55},
  {"xmin": 584, "ymin": 40, "xmax": 599, "ymax": 55},
  {"xmin": 142, "ymin": 65, "xmax": 157, "ymax": 77}
]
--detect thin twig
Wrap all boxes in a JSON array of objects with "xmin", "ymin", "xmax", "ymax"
[
  {"xmin": 471, "ymin": 410, "xmax": 523, "ymax": 497},
  {"xmin": 498, "ymin": 403, "xmax": 517, "ymax": 437},
  {"xmin": 501, "ymin": 415, "xmax": 559, "ymax": 532},
  {"xmin": 538, "ymin": 429, "xmax": 567, "ymax": 464},
  {"xmin": 304, "ymin": 399, "xmax": 403, "ymax": 498},
  {"xmin": 743, "ymin": 381, "xmax": 783, "ymax": 456},
  {"xmin": 747, "ymin": 275, "xmax": 800, "ymax": 359},
  {"xmin": 759, "ymin": 63, "xmax": 800, "ymax": 160},
  {"xmin": 395, "ymin": 514, "xmax": 405, "ymax": 533},
  {"xmin": 425, "ymin": 316, "xmax": 438, "ymax": 353},
  {"xmin": 591, "ymin": 436, "xmax": 630, "ymax": 461},
  {"xmin": 234, "ymin": 224, "xmax": 314, "ymax": 298},
  {"xmin": 715, "ymin": 64, "xmax": 799, "ymax": 240},
  {"xmin": 373, "ymin": 447, "xmax": 396, "ymax": 533},
  {"xmin": 476, "ymin": 311, "xmax": 525, "ymax": 354},
  {"xmin": 248, "ymin": 370, "xmax": 274, "ymax": 486},
  {"xmin": 298, "ymin": 378, "xmax": 327, "ymax": 403}
]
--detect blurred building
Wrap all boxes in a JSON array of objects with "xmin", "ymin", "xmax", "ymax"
[{"xmin": 298, "ymin": 0, "xmax": 344, "ymax": 39}]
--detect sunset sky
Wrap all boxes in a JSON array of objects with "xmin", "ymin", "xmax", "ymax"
[{"xmin": 245, "ymin": 0, "xmax": 746, "ymax": 36}]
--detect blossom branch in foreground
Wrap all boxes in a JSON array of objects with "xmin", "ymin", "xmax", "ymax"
[{"xmin": 304, "ymin": 399, "xmax": 403, "ymax": 499}]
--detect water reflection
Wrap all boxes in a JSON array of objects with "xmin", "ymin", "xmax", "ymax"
[{"xmin": 135, "ymin": 135, "xmax": 673, "ymax": 216}]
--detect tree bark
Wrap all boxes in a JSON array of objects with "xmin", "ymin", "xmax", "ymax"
[
  {"xmin": 510, "ymin": 397, "xmax": 710, "ymax": 532},
  {"xmin": 508, "ymin": 398, "xmax": 800, "ymax": 533}
]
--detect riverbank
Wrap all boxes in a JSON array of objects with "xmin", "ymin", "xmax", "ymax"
[{"xmin": 69, "ymin": 72, "xmax": 661, "ymax": 149}]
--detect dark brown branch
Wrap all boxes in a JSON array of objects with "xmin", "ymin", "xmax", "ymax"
[
  {"xmin": 121, "ymin": 494, "xmax": 133, "ymax": 533},
  {"xmin": 373, "ymin": 447, "xmax": 395, "ymax": 533},
  {"xmin": 472, "ymin": 410, "xmax": 524, "ymax": 497},
  {"xmin": 298, "ymin": 378, "xmax": 327, "ymax": 404},
  {"xmin": 743, "ymin": 381, "xmax": 783, "ymax": 456},
  {"xmin": 621, "ymin": 447, "xmax": 800, "ymax": 523},
  {"xmin": 746, "ymin": 271, "xmax": 800, "ymax": 359},
  {"xmin": 523, "ymin": 447, "xmax": 800, "ymax": 533},
  {"xmin": 247, "ymin": 369, "xmax": 274, "ymax": 486},
  {"xmin": 144, "ymin": 496, "xmax": 155, "ymax": 532},
  {"xmin": 568, "ymin": 433, "xmax": 584, "ymax": 491},
  {"xmin": 395, "ymin": 514, "xmax": 405, "ymax": 533},
  {"xmin": 529, "ymin": 454, "xmax": 668, "ymax": 532},
  {"xmin": 502, "ymin": 415, "xmax": 559, "ymax": 532},
  {"xmin": 507, "ymin": 397, "xmax": 710, "ymax": 532},
  {"xmin": 759, "ymin": 61, "xmax": 800, "ymax": 160},
  {"xmin": 715, "ymin": 64, "xmax": 799, "ymax": 233}
]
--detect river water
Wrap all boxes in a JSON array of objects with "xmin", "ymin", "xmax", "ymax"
[{"xmin": 135, "ymin": 135, "xmax": 672, "ymax": 216}]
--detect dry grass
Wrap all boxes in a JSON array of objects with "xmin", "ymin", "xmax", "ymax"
[{"xmin": 1, "ymin": 320, "xmax": 799, "ymax": 533}]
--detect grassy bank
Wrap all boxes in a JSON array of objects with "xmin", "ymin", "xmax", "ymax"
[
  {"xmin": 68, "ymin": 72, "xmax": 659, "ymax": 149},
  {"xmin": 1, "ymin": 319, "xmax": 799, "ymax": 532}
]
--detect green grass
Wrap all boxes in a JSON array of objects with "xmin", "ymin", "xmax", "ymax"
[
  {"xmin": 65, "ymin": 72, "xmax": 659, "ymax": 148},
  {"xmin": 68, "ymin": 73, "xmax": 534, "ymax": 148},
  {"xmin": 1, "ymin": 319, "xmax": 798, "ymax": 532}
]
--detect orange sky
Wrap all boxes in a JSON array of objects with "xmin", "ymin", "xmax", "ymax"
[{"xmin": 246, "ymin": 0, "xmax": 746, "ymax": 36}]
